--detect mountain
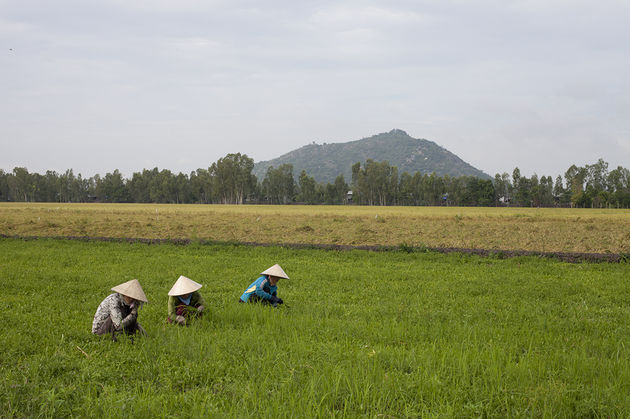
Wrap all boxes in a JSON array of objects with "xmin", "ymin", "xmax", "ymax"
[{"xmin": 253, "ymin": 129, "xmax": 491, "ymax": 184}]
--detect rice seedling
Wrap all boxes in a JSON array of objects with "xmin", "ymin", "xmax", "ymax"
[{"xmin": 1, "ymin": 238, "xmax": 629, "ymax": 416}]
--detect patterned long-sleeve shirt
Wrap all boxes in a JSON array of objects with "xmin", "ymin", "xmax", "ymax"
[{"xmin": 92, "ymin": 293, "xmax": 135, "ymax": 334}]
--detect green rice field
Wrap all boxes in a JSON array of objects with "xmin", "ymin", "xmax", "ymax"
[{"xmin": 1, "ymin": 237, "xmax": 630, "ymax": 417}]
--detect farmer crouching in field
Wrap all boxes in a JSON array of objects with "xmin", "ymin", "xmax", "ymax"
[
  {"xmin": 167, "ymin": 275, "xmax": 205, "ymax": 326},
  {"xmin": 92, "ymin": 279, "xmax": 148, "ymax": 340},
  {"xmin": 239, "ymin": 264, "xmax": 288, "ymax": 307}
]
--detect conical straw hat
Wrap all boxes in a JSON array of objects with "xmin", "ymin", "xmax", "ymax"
[
  {"xmin": 111, "ymin": 279, "xmax": 148, "ymax": 303},
  {"xmin": 168, "ymin": 275, "xmax": 203, "ymax": 296},
  {"xmin": 261, "ymin": 264, "xmax": 289, "ymax": 279}
]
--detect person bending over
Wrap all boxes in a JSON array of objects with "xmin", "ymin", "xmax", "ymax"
[
  {"xmin": 168, "ymin": 275, "xmax": 206, "ymax": 326},
  {"xmin": 239, "ymin": 264, "xmax": 289, "ymax": 307},
  {"xmin": 92, "ymin": 279, "xmax": 148, "ymax": 340}
]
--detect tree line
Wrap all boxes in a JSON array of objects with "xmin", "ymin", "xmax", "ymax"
[{"xmin": 1, "ymin": 154, "xmax": 629, "ymax": 208}]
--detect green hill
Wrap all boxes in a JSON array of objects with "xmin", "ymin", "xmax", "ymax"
[{"xmin": 253, "ymin": 129, "xmax": 491, "ymax": 184}]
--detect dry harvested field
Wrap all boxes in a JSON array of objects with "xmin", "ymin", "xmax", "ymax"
[{"xmin": 2, "ymin": 203, "xmax": 629, "ymax": 254}]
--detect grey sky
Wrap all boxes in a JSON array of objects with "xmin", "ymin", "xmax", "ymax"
[{"xmin": 2, "ymin": 0, "xmax": 629, "ymax": 180}]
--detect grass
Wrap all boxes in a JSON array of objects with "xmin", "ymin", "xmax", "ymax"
[
  {"xmin": 1, "ymin": 238, "xmax": 630, "ymax": 417},
  {"xmin": 1, "ymin": 203, "xmax": 630, "ymax": 253}
]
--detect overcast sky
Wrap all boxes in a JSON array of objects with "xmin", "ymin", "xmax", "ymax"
[{"xmin": 2, "ymin": 0, "xmax": 629, "ymax": 179}]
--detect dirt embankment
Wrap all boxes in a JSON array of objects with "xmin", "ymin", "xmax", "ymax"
[{"xmin": 1, "ymin": 234, "xmax": 626, "ymax": 263}]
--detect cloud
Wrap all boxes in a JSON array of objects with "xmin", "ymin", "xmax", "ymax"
[
  {"xmin": 1, "ymin": 0, "xmax": 629, "ymax": 177},
  {"xmin": 310, "ymin": 4, "xmax": 427, "ymax": 26}
]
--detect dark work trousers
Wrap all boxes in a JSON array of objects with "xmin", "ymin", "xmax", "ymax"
[{"xmin": 94, "ymin": 316, "xmax": 141, "ymax": 336}]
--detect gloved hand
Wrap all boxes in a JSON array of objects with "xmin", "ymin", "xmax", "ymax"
[
  {"xmin": 276, "ymin": 298, "xmax": 284, "ymax": 305},
  {"xmin": 197, "ymin": 305, "xmax": 204, "ymax": 313},
  {"xmin": 120, "ymin": 310, "xmax": 138, "ymax": 329},
  {"xmin": 175, "ymin": 315, "xmax": 186, "ymax": 326}
]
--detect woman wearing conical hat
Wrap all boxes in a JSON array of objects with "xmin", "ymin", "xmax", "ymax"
[
  {"xmin": 92, "ymin": 279, "xmax": 148, "ymax": 340},
  {"xmin": 167, "ymin": 275, "xmax": 206, "ymax": 326},
  {"xmin": 239, "ymin": 264, "xmax": 289, "ymax": 307}
]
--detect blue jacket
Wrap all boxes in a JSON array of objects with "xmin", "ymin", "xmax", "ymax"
[{"xmin": 240, "ymin": 275, "xmax": 277, "ymax": 302}]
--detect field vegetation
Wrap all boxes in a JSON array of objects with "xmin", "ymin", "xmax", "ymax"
[
  {"xmin": 1, "ymin": 203, "xmax": 630, "ymax": 254},
  {"xmin": 1, "ymin": 238, "xmax": 629, "ymax": 416}
]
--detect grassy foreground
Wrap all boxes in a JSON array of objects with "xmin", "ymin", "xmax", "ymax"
[
  {"xmin": 1, "ymin": 238, "xmax": 630, "ymax": 417},
  {"xmin": 1, "ymin": 203, "xmax": 630, "ymax": 253}
]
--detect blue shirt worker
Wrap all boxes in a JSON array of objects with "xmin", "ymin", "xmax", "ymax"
[{"xmin": 239, "ymin": 264, "xmax": 289, "ymax": 307}]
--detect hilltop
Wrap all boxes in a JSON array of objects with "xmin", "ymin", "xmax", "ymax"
[{"xmin": 253, "ymin": 129, "xmax": 490, "ymax": 183}]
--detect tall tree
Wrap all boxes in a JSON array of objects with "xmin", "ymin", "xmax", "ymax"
[
  {"xmin": 262, "ymin": 164, "xmax": 295, "ymax": 204},
  {"xmin": 539, "ymin": 175, "xmax": 555, "ymax": 207},
  {"xmin": 398, "ymin": 172, "xmax": 415, "ymax": 205},
  {"xmin": 351, "ymin": 162, "xmax": 364, "ymax": 204},
  {"xmin": 128, "ymin": 168, "xmax": 157, "ymax": 203},
  {"xmin": 607, "ymin": 166, "xmax": 630, "ymax": 207},
  {"xmin": 96, "ymin": 170, "xmax": 129, "ymax": 202},
  {"xmin": 553, "ymin": 175, "xmax": 566, "ymax": 206},
  {"xmin": 190, "ymin": 169, "xmax": 213, "ymax": 204},
  {"xmin": 564, "ymin": 165, "xmax": 588, "ymax": 207},
  {"xmin": 515, "ymin": 176, "xmax": 532, "ymax": 207},
  {"xmin": 8, "ymin": 167, "xmax": 31, "ymax": 201},
  {"xmin": 0, "ymin": 169, "xmax": 8, "ymax": 201},
  {"xmin": 494, "ymin": 172, "xmax": 511, "ymax": 205},
  {"xmin": 511, "ymin": 168, "xmax": 522, "ymax": 205},
  {"xmin": 334, "ymin": 175, "xmax": 348, "ymax": 204},
  {"xmin": 173, "ymin": 172, "xmax": 190, "ymax": 204},
  {"xmin": 298, "ymin": 170, "xmax": 319, "ymax": 204},
  {"xmin": 351, "ymin": 160, "xmax": 398, "ymax": 205},
  {"xmin": 210, "ymin": 153, "xmax": 256, "ymax": 204},
  {"xmin": 424, "ymin": 172, "xmax": 445, "ymax": 206},
  {"xmin": 585, "ymin": 158, "xmax": 609, "ymax": 207}
]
